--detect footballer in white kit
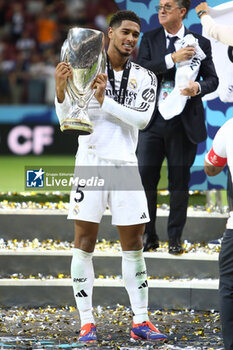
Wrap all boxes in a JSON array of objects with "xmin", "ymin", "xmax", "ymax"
[
  {"xmin": 55, "ymin": 61, "xmax": 157, "ymax": 225},
  {"xmin": 55, "ymin": 10, "xmax": 168, "ymax": 343}
]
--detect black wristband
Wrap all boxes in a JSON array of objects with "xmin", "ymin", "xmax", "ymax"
[{"xmin": 197, "ymin": 10, "xmax": 208, "ymax": 18}]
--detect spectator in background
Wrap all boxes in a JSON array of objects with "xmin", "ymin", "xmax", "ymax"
[
  {"xmin": 27, "ymin": 51, "xmax": 46, "ymax": 103},
  {"xmin": 66, "ymin": 0, "xmax": 88, "ymax": 27},
  {"xmin": 43, "ymin": 48, "xmax": 58, "ymax": 105},
  {"xmin": 37, "ymin": 5, "xmax": 58, "ymax": 51},
  {"xmin": 8, "ymin": 3, "xmax": 25, "ymax": 40},
  {"xmin": 27, "ymin": 48, "xmax": 58, "ymax": 105},
  {"xmin": 9, "ymin": 51, "xmax": 29, "ymax": 104},
  {"xmin": 0, "ymin": 0, "xmax": 8, "ymax": 38},
  {"xmin": 86, "ymin": 0, "xmax": 119, "ymax": 30},
  {"xmin": 16, "ymin": 29, "xmax": 36, "ymax": 59},
  {"xmin": 26, "ymin": 0, "xmax": 44, "ymax": 16},
  {"xmin": 0, "ymin": 39, "xmax": 17, "ymax": 103}
]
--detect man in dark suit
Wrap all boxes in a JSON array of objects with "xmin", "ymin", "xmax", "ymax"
[{"xmin": 137, "ymin": 0, "xmax": 218, "ymax": 254}]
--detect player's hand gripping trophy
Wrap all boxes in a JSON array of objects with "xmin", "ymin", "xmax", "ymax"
[{"xmin": 60, "ymin": 27, "xmax": 106, "ymax": 135}]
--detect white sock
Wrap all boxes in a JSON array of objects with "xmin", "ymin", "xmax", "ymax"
[
  {"xmin": 71, "ymin": 248, "xmax": 95, "ymax": 326},
  {"xmin": 122, "ymin": 249, "xmax": 149, "ymax": 324}
]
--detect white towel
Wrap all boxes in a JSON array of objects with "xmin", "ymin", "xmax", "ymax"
[{"xmin": 159, "ymin": 34, "xmax": 206, "ymax": 120}]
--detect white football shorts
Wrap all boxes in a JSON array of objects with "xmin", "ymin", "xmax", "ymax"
[{"xmin": 68, "ymin": 151, "xmax": 149, "ymax": 226}]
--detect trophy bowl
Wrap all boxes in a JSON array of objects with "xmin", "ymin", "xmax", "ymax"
[{"xmin": 60, "ymin": 27, "xmax": 106, "ymax": 135}]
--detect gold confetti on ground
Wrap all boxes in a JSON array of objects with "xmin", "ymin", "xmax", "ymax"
[{"xmin": 0, "ymin": 305, "xmax": 224, "ymax": 349}]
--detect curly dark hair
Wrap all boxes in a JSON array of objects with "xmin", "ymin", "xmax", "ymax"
[{"xmin": 109, "ymin": 10, "xmax": 141, "ymax": 29}]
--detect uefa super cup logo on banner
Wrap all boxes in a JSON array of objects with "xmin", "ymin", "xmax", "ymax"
[{"xmin": 60, "ymin": 27, "xmax": 106, "ymax": 135}]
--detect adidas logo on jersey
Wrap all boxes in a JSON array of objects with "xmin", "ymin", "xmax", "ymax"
[
  {"xmin": 138, "ymin": 280, "xmax": 148, "ymax": 289},
  {"xmin": 76, "ymin": 289, "xmax": 88, "ymax": 298},
  {"xmin": 140, "ymin": 212, "xmax": 147, "ymax": 219}
]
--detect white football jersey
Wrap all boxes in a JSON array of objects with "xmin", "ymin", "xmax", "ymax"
[{"xmin": 55, "ymin": 62, "xmax": 157, "ymax": 162}]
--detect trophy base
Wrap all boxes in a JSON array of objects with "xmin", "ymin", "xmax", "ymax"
[{"xmin": 60, "ymin": 119, "xmax": 93, "ymax": 135}]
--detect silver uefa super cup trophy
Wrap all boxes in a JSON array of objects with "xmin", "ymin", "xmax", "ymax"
[{"xmin": 60, "ymin": 27, "xmax": 106, "ymax": 135}]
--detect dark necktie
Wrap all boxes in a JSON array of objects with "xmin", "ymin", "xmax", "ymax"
[
  {"xmin": 163, "ymin": 36, "xmax": 178, "ymax": 81},
  {"xmin": 166, "ymin": 36, "xmax": 178, "ymax": 54}
]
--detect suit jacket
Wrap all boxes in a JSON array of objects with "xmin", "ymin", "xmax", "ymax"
[{"xmin": 137, "ymin": 26, "xmax": 219, "ymax": 144}]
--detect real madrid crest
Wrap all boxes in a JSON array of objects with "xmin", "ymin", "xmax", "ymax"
[
  {"xmin": 129, "ymin": 78, "xmax": 137, "ymax": 89},
  {"xmin": 73, "ymin": 204, "xmax": 80, "ymax": 215}
]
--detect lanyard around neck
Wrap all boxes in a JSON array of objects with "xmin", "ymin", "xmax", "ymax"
[{"xmin": 107, "ymin": 55, "xmax": 131, "ymax": 105}]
